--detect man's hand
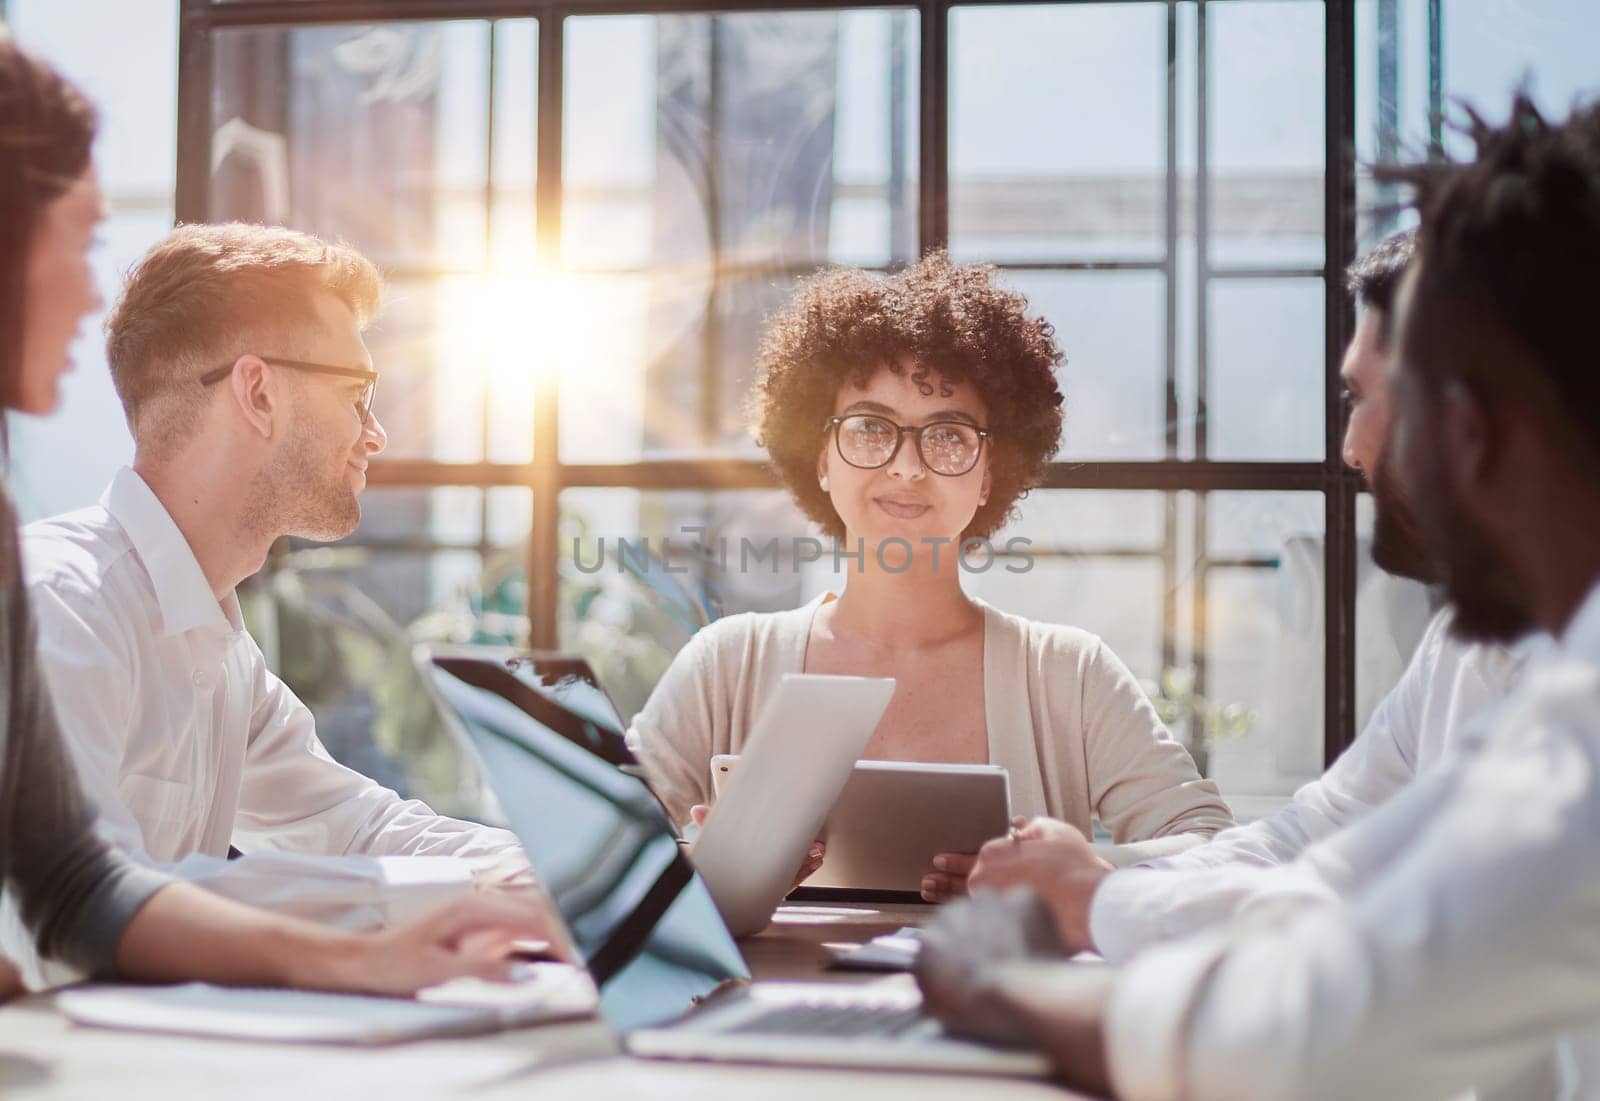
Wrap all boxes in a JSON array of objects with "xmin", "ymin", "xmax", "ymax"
[
  {"xmin": 922, "ymin": 851, "xmax": 977, "ymax": 902},
  {"xmin": 0, "ymin": 954, "xmax": 21, "ymax": 1003},
  {"xmin": 968, "ymin": 816, "xmax": 1114, "ymax": 953},
  {"xmin": 918, "ymin": 891, "xmax": 1115, "ymax": 1095},
  {"xmin": 691, "ymin": 804, "xmax": 824, "ymax": 892},
  {"xmin": 307, "ymin": 894, "xmax": 569, "ymax": 997},
  {"xmin": 914, "ymin": 888, "xmax": 1067, "ymax": 1047}
]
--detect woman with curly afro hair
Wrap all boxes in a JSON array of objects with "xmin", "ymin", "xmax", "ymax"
[{"xmin": 626, "ymin": 254, "xmax": 1231, "ymax": 900}]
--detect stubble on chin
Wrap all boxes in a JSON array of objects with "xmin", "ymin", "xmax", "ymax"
[
  {"xmin": 285, "ymin": 486, "xmax": 361, "ymax": 543},
  {"xmin": 248, "ymin": 449, "xmax": 363, "ymax": 544}
]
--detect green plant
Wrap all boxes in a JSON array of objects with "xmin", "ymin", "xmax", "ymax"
[{"xmin": 1143, "ymin": 665, "xmax": 1254, "ymax": 775}]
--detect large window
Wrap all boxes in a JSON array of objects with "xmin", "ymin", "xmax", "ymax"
[{"xmin": 19, "ymin": 0, "xmax": 1589, "ymax": 810}]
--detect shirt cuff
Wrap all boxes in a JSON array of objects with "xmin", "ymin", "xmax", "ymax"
[
  {"xmin": 1104, "ymin": 931, "xmax": 1231, "ymax": 1101},
  {"xmin": 374, "ymin": 856, "xmax": 475, "ymax": 926}
]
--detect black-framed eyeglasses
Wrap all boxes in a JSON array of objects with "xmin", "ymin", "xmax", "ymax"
[
  {"xmin": 201, "ymin": 357, "xmax": 380, "ymax": 425},
  {"xmin": 825, "ymin": 413, "xmax": 991, "ymax": 477}
]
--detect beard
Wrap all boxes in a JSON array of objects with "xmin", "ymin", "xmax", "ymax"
[
  {"xmin": 1430, "ymin": 503, "xmax": 1533, "ymax": 644},
  {"xmin": 1368, "ymin": 448, "xmax": 1440, "ymax": 583},
  {"xmin": 1395, "ymin": 450, "xmax": 1533, "ymax": 645},
  {"xmin": 249, "ymin": 418, "xmax": 362, "ymax": 543}
]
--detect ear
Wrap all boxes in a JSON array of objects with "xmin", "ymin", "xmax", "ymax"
[
  {"xmin": 227, "ymin": 354, "xmax": 280, "ymax": 440},
  {"xmin": 816, "ymin": 446, "xmax": 831, "ymax": 492},
  {"xmin": 1438, "ymin": 378, "xmax": 1495, "ymax": 495},
  {"xmin": 979, "ymin": 461, "xmax": 992, "ymax": 506}
]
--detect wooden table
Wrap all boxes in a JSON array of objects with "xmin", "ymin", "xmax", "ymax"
[{"xmin": 0, "ymin": 902, "xmax": 1091, "ymax": 1100}]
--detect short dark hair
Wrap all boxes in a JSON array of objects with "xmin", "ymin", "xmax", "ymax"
[
  {"xmin": 0, "ymin": 39, "xmax": 98, "ymax": 408},
  {"xmin": 1344, "ymin": 228, "xmax": 1415, "ymax": 344},
  {"xmin": 1376, "ymin": 94, "xmax": 1600, "ymax": 457},
  {"xmin": 753, "ymin": 252, "xmax": 1064, "ymax": 542}
]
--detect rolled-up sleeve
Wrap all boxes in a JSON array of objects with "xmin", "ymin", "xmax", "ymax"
[{"xmin": 229, "ymin": 656, "xmax": 522, "ymax": 921}]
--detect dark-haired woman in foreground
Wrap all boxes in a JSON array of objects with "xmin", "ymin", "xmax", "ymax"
[
  {"xmin": 626, "ymin": 255, "xmax": 1232, "ymax": 900},
  {"xmin": 0, "ymin": 37, "xmax": 553, "ymax": 1000}
]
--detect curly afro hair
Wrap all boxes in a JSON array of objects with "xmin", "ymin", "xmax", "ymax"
[{"xmin": 752, "ymin": 252, "xmax": 1065, "ymax": 542}]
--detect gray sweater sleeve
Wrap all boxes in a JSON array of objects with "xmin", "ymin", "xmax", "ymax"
[{"xmin": 0, "ymin": 486, "xmax": 168, "ymax": 977}]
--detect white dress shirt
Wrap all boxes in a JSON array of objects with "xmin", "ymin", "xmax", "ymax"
[
  {"xmin": 1104, "ymin": 581, "xmax": 1600, "ymax": 1101},
  {"xmin": 6, "ymin": 468, "xmax": 521, "ymax": 979},
  {"xmin": 1090, "ymin": 607, "xmax": 1549, "ymax": 963}
]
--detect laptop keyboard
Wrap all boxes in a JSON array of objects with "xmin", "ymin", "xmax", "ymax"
[{"xmin": 724, "ymin": 1002, "xmax": 929, "ymax": 1039}]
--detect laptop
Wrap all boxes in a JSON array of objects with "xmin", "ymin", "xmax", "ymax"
[
  {"xmin": 421, "ymin": 648, "xmax": 1052, "ymax": 1076},
  {"xmin": 688, "ymin": 673, "xmax": 895, "ymax": 936}
]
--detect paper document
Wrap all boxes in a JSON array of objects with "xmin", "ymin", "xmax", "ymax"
[{"xmin": 55, "ymin": 962, "xmax": 597, "ymax": 1045}]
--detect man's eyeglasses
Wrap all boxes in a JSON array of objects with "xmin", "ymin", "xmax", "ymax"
[
  {"xmin": 825, "ymin": 413, "xmax": 991, "ymax": 477},
  {"xmin": 201, "ymin": 357, "xmax": 379, "ymax": 425}
]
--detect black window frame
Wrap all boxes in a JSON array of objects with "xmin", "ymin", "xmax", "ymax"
[{"xmin": 177, "ymin": 0, "xmax": 1394, "ymax": 768}]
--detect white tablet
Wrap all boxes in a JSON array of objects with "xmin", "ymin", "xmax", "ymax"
[
  {"xmin": 713, "ymin": 756, "xmax": 1011, "ymax": 894},
  {"xmin": 688, "ymin": 673, "xmax": 895, "ymax": 936}
]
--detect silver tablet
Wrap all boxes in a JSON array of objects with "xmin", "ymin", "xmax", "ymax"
[{"xmin": 712, "ymin": 757, "xmax": 1011, "ymax": 894}]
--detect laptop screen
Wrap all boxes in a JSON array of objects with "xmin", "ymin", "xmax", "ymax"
[{"xmin": 428, "ymin": 654, "xmax": 750, "ymax": 1031}]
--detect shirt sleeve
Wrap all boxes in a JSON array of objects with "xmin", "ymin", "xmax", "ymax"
[
  {"xmin": 1088, "ymin": 612, "xmax": 1443, "ymax": 960},
  {"xmin": 233, "ymin": 649, "xmax": 525, "ymax": 870},
  {"xmin": 0, "ymin": 523, "xmax": 166, "ymax": 979},
  {"xmin": 1080, "ymin": 638, "xmax": 1236, "ymax": 845},
  {"xmin": 25, "ymin": 581, "xmax": 498, "ymax": 936},
  {"xmin": 624, "ymin": 625, "xmax": 724, "ymax": 830},
  {"xmin": 1104, "ymin": 659, "xmax": 1600, "ymax": 1101}
]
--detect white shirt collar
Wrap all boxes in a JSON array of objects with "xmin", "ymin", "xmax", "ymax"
[{"xmin": 101, "ymin": 467, "xmax": 239, "ymax": 638}]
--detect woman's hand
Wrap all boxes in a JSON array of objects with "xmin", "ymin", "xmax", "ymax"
[
  {"xmin": 690, "ymin": 804, "xmax": 825, "ymax": 892},
  {"xmin": 921, "ymin": 851, "xmax": 979, "ymax": 902}
]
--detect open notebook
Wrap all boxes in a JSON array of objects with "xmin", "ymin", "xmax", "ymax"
[{"xmin": 55, "ymin": 963, "xmax": 596, "ymax": 1045}]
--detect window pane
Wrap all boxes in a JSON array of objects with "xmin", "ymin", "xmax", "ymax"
[
  {"xmin": 561, "ymin": 488, "xmax": 815, "ymax": 720},
  {"xmin": 340, "ymin": 486, "xmax": 532, "ymax": 632},
  {"xmin": 565, "ymin": 11, "xmax": 916, "ymax": 271},
  {"xmin": 206, "ymin": 21, "xmax": 539, "ymax": 465},
  {"xmin": 1355, "ymin": 0, "xmax": 1600, "ymax": 250},
  {"xmin": 1199, "ymin": 491, "xmax": 1326, "ymax": 799},
  {"xmin": 972, "ymin": 491, "xmax": 1170, "ymax": 681},
  {"xmin": 1354, "ymin": 493, "xmax": 1435, "ymax": 736},
  {"xmin": 1004, "ymin": 270, "xmax": 1169, "ymax": 461},
  {"xmin": 492, "ymin": 19, "xmax": 539, "ymax": 269},
  {"xmin": 950, "ymin": 3, "xmax": 1168, "ymax": 264},
  {"xmin": 362, "ymin": 278, "xmax": 536, "ymax": 464},
  {"xmin": 560, "ymin": 11, "xmax": 918, "ymax": 462},
  {"xmin": 1206, "ymin": 277, "xmax": 1325, "ymax": 461},
  {"xmin": 981, "ymin": 488, "xmax": 1327, "ymax": 800},
  {"xmin": 211, "ymin": 22, "xmax": 495, "ymax": 270},
  {"xmin": 248, "ymin": 486, "xmax": 533, "ymax": 822},
  {"xmin": 1204, "ymin": 0, "xmax": 1325, "ymax": 270}
]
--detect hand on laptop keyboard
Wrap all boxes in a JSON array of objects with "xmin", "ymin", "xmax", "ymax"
[{"xmin": 914, "ymin": 888, "xmax": 1066, "ymax": 1048}]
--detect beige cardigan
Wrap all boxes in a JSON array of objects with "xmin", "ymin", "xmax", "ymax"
[{"xmin": 625, "ymin": 595, "xmax": 1234, "ymax": 855}]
